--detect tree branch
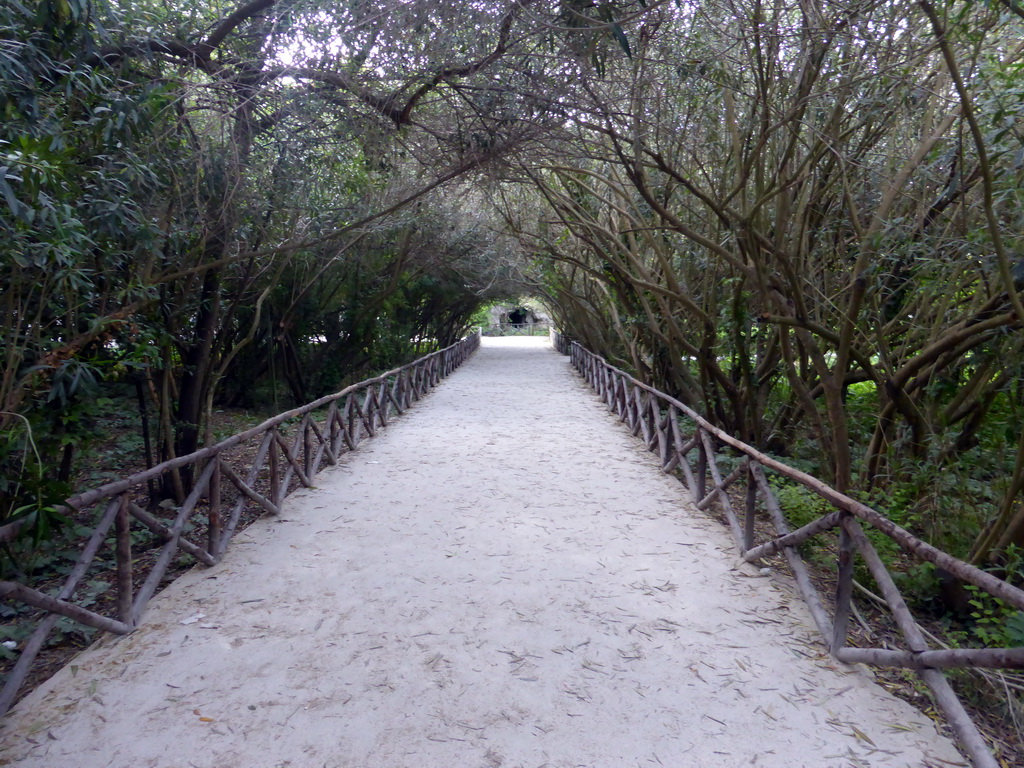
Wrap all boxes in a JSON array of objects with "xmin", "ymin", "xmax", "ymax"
[
  {"xmin": 203, "ymin": 0, "xmax": 278, "ymax": 52},
  {"xmin": 394, "ymin": 0, "xmax": 530, "ymax": 125}
]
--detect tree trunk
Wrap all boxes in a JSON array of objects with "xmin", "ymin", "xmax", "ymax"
[{"xmin": 172, "ymin": 266, "xmax": 223, "ymax": 493}]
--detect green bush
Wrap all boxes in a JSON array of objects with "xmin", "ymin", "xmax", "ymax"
[{"xmin": 964, "ymin": 545, "xmax": 1024, "ymax": 648}]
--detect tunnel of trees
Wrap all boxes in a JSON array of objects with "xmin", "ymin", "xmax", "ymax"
[{"xmin": 4, "ymin": 0, "xmax": 1024, "ymax": 672}]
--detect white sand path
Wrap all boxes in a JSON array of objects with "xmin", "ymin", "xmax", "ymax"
[{"xmin": 0, "ymin": 337, "xmax": 965, "ymax": 768}]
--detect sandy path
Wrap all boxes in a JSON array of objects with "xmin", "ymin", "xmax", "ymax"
[{"xmin": 1, "ymin": 337, "xmax": 964, "ymax": 768}]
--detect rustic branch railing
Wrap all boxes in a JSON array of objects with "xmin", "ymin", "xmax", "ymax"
[
  {"xmin": 0, "ymin": 331, "xmax": 480, "ymax": 716},
  {"xmin": 553, "ymin": 330, "xmax": 1023, "ymax": 768}
]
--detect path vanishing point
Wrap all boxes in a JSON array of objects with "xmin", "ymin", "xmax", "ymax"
[{"xmin": 0, "ymin": 337, "xmax": 966, "ymax": 768}]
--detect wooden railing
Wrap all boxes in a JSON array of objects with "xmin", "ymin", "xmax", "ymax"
[
  {"xmin": 0, "ymin": 331, "xmax": 480, "ymax": 715},
  {"xmin": 554, "ymin": 331, "xmax": 1023, "ymax": 768}
]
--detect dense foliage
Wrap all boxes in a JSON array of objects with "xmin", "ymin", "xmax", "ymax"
[
  {"xmin": 495, "ymin": 0, "xmax": 1024, "ymax": 571},
  {"xmin": 4, "ymin": 0, "xmax": 1024, "ymax": 601},
  {"xmin": 0, "ymin": 0, "xmax": 535, "ymax": 522}
]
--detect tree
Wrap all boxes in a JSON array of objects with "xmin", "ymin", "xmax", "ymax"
[
  {"xmin": 1, "ymin": 0, "xmax": 549, "ymax": 515},
  {"xmin": 497, "ymin": 0, "xmax": 1024, "ymax": 559}
]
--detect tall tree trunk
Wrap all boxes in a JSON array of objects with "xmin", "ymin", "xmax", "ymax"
[{"xmin": 172, "ymin": 266, "xmax": 223, "ymax": 492}]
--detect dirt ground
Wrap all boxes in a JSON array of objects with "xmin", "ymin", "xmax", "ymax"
[{"xmin": 0, "ymin": 337, "xmax": 966, "ymax": 768}]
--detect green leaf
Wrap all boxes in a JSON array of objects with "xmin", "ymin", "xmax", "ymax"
[
  {"xmin": 610, "ymin": 23, "xmax": 632, "ymax": 59},
  {"xmin": 0, "ymin": 169, "xmax": 21, "ymax": 216},
  {"xmin": 1007, "ymin": 612, "xmax": 1024, "ymax": 646}
]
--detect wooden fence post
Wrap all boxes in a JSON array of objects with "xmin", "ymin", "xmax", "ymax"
[
  {"xmin": 744, "ymin": 462, "xmax": 757, "ymax": 552},
  {"xmin": 208, "ymin": 456, "xmax": 221, "ymax": 558},
  {"xmin": 114, "ymin": 494, "xmax": 133, "ymax": 625},
  {"xmin": 269, "ymin": 430, "xmax": 281, "ymax": 506},
  {"xmin": 695, "ymin": 429, "xmax": 708, "ymax": 500},
  {"xmin": 831, "ymin": 515, "xmax": 855, "ymax": 653},
  {"xmin": 303, "ymin": 416, "xmax": 313, "ymax": 481}
]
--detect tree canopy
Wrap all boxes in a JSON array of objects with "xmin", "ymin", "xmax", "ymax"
[{"xmin": 4, "ymin": 0, "xmax": 1024, "ymax": 570}]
